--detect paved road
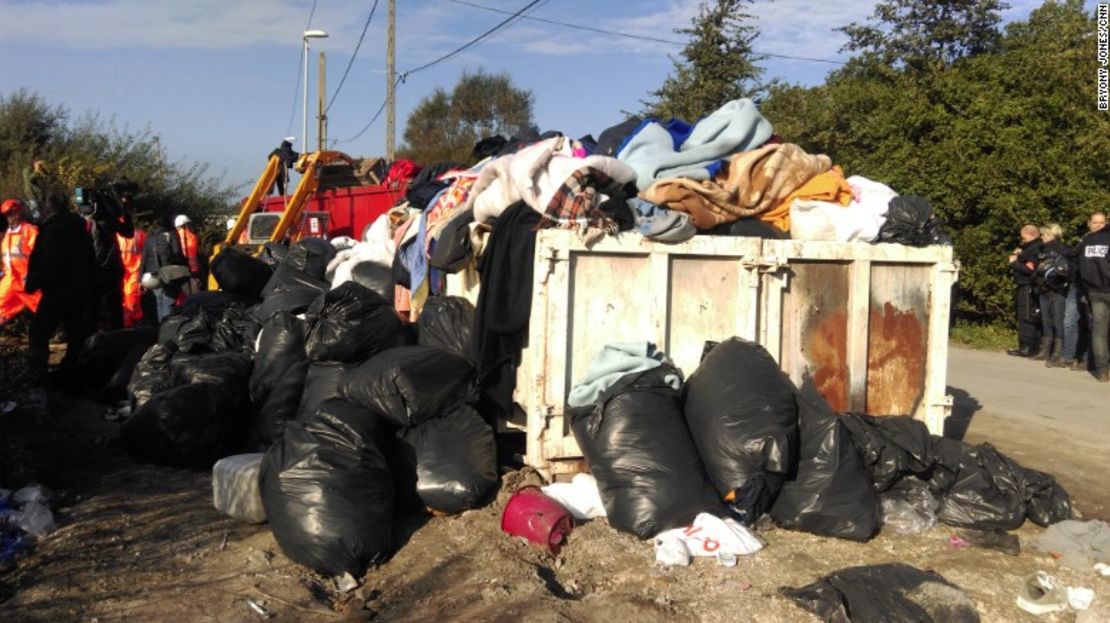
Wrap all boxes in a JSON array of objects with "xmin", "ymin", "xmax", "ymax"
[{"xmin": 946, "ymin": 345, "xmax": 1109, "ymax": 518}]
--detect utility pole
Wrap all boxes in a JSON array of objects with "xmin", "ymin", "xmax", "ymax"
[
  {"xmin": 386, "ymin": 0, "xmax": 396, "ymax": 161},
  {"xmin": 317, "ymin": 51, "xmax": 327, "ymax": 152}
]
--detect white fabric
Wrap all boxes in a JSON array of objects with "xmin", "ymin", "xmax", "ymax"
[
  {"xmin": 790, "ymin": 199, "xmax": 881, "ymax": 242},
  {"xmin": 327, "ymin": 213, "xmax": 398, "ymax": 288},
  {"xmin": 464, "ymin": 137, "xmax": 637, "ymax": 224},
  {"xmin": 541, "ymin": 474, "xmax": 607, "ymax": 521},
  {"xmin": 652, "ymin": 513, "xmax": 764, "ymax": 563}
]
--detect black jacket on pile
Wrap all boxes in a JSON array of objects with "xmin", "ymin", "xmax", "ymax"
[
  {"xmin": 1078, "ymin": 228, "xmax": 1110, "ymax": 293},
  {"xmin": 1010, "ymin": 239, "xmax": 1042, "ymax": 286},
  {"xmin": 25, "ymin": 210, "xmax": 96, "ymax": 303},
  {"xmin": 141, "ymin": 224, "xmax": 187, "ymax": 278}
]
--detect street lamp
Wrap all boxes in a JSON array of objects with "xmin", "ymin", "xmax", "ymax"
[{"xmin": 302, "ymin": 29, "xmax": 329, "ymax": 154}]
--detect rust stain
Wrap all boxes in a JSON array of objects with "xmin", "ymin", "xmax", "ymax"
[
  {"xmin": 867, "ymin": 302, "xmax": 926, "ymax": 416},
  {"xmin": 808, "ymin": 309, "xmax": 849, "ymax": 411}
]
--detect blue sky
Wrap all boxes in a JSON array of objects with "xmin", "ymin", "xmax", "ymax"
[{"xmin": 0, "ymin": 0, "xmax": 1060, "ymax": 192}]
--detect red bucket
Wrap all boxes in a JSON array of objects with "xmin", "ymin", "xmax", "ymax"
[{"xmin": 501, "ymin": 487, "xmax": 574, "ymax": 554}]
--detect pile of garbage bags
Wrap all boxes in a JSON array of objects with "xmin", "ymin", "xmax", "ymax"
[
  {"xmin": 102, "ymin": 240, "xmax": 496, "ymax": 576},
  {"xmin": 567, "ymin": 337, "xmax": 1070, "ymax": 543}
]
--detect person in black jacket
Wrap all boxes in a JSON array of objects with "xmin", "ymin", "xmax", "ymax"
[
  {"xmin": 268, "ymin": 139, "xmax": 300, "ymax": 197},
  {"xmin": 1007, "ymin": 224, "xmax": 1043, "ymax": 357},
  {"xmin": 1031, "ymin": 224, "xmax": 1070, "ymax": 362},
  {"xmin": 24, "ymin": 192, "xmax": 96, "ymax": 385},
  {"xmin": 1077, "ymin": 219, "xmax": 1110, "ymax": 382},
  {"xmin": 140, "ymin": 215, "xmax": 187, "ymax": 321},
  {"xmin": 79, "ymin": 186, "xmax": 135, "ymax": 332},
  {"xmin": 1058, "ymin": 212, "xmax": 1106, "ymax": 370}
]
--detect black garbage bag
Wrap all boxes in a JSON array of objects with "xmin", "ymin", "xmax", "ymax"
[
  {"xmin": 286, "ymin": 237, "xmax": 337, "ymax": 280},
  {"xmin": 210, "ymin": 305, "xmax": 262, "ymax": 355},
  {"xmin": 256, "ymin": 265, "xmax": 329, "ymax": 321},
  {"xmin": 158, "ymin": 315, "xmax": 188, "ymax": 345},
  {"xmin": 211, "ymin": 247, "xmax": 274, "ymax": 298},
  {"xmin": 875, "ymin": 196, "xmax": 952, "ymax": 247},
  {"xmin": 770, "ymin": 380, "xmax": 881, "ymax": 541},
  {"xmin": 682, "ymin": 338, "xmax": 798, "ymax": 524},
  {"xmin": 840, "ymin": 413, "xmax": 935, "ymax": 492},
  {"xmin": 170, "ymin": 351, "xmax": 253, "ymax": 388},
  {"xmin": 304, "ymin": 282, "xmax": 405, "ymax": 362},
  {"xmin": 173, "ymin": 310, "xmax": 214, "ymax": 354},
  {"xmin": 416, "ymin": 296, "xmax": 475, "ymax": 358},
  {"xmin": 350, "ymin": 261, "xmax": 394, "ymax": 302},
  {"xmin": 120, "ymin": 382, "xmax": 252, "ymax": 469},
  {"xmin": 102, "ymin": 341, "xmax": 156, "ymax": 404},
  {"xmin": 1015, "ymin": 462, "xmax": 1072, "ymax": 527},
  {"xmin": 258, "ymin": 241, "xmax": 290, "ymax": 267},
  {"xmin": 249, "ymin": 312, "xmax": 307, "ymax": 404},
  {"xmin": 297, "ymin": 362, "xmax": 354, "ymax": 422},
  {"xmin": 781, "ymin": 563, "xmax": 980, "ymax": 623},
  {"xmin": 128, "ymin": 343, "xmax": 178, "ymax": 410},
  {"xmin": 396, "ymin": 405, "xmax": 498, "ymax": 514},
  {"xmin": 570, "ymin": 366, "xmax": 723, "ymax": 539},
  {"xmin": 929, "ymin": 438, "xmax": 1027, "ymax": 531},
  {"xmin": 340, "ymin": 346, "xmax": 475, "ymax": 428},
  {"xmin": 78, "ymin": 327, "xmax": 158, "ymax": 392},
  {"xmin": 259, "ymin": 398, "xmax": 394, "ymax": 576},
  {"xmin": 178, "ymin": 290, "xmax": 260, "ymax": 318}
]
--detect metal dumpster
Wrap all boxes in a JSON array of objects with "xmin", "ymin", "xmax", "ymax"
[{"xmin": 456, "ymin": 230, "xmax": 958, "ymax": 479}]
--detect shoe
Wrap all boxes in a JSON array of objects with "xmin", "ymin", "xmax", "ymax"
[
  {"xmin": 1045, "ymin": 339, "xmax": 1065, "ymax": 367},
  {"xmin": 1016, "ymin": 572, "xmax": 1068, "ymax": 615},
  {"xmin": 1030, "ymin": 338, "xmax": 1052, "ymax": 361},
  {"xmin": 1071, "ymin": 358, "xmax": 1089, "ymax": 371},
  {"xmin": 1006, "ymin": 348, "xmax": 1025, "ymax": 357},
  {"xmin": 1097, "ymin": 371, "xmax": 1110, "ymax": 383}
]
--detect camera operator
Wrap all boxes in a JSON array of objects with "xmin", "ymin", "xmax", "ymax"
[{"xmin": 78, "ymin": 180, "xmax": 135, "ymax": 331}]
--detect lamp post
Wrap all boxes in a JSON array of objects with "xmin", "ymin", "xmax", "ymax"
[{"xmin": 302, "ymin": 29, "xmax": 329, "ymax": 154}]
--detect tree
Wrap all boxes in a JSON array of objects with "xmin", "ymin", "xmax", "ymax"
[
  {"xmin": 0, "ymin": 90, "xmax": 234, "ymax": 230},
  {"xmin": 762, "ymin": 0, "xmax": 1107, "ymax": 323},
  {"xmin": 641, "ymin": 0, "xmax": 765, "ymax": 121},
  {"xmin": 838, "ymin": 0, "xmax": 1009, "ymax": 69},
  {"xmin": 401, "ymin": 69, "xmax": 534, "ymax": 164}
]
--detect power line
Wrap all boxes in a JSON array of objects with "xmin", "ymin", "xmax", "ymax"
[
  {"xmin": 447, "ymin": 0, "xmax": 847, "ymax": 66},
  {"xmin": 337, "ymin": 0, "xmax": 541, "ymax": 147},
  {"xmin": 326, "ymin": 0, "xmax": 381, "ymax": 114},
  {"xmin": 334, "ymin": 76, "xmax": 399, "ymax": 144},
  {"xmin": 286, "ymin": 0, "xmax": 322, "ymax": 136},
  {"xmin": 401, "ymin": 0, "xmax": 543, "ymax": 78}
]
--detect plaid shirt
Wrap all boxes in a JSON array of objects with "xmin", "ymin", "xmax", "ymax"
[{"xmin": 539, "ymin": 166, "xmax": 624, "ymax": 233}]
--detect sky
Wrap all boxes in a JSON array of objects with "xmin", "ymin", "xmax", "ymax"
[{"xmin": 0, "ymin": 0, "xmax": 1060, "ymax": 193}]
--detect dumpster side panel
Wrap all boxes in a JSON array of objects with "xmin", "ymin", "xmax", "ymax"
[
  {"xmin": 779, "ymin": 262, "xmax": 852, "ymax": 412},
  {"xmin": 866, "ymin": 264, "xmax": 931, "ymax": 417}
]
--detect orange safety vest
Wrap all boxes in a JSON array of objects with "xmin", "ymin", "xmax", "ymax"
[
  {"xmin": 0, "ymin": 223, "xmax": 43, "ymax": 323},
  {"xmin": 118, "ymin": 229, "xmax": 146, "ymax": 328},
  {"xmin": 177, "ymin": 227, "xmax": 200, "ymax": 274}
]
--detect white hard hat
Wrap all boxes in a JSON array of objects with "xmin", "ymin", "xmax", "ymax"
[
  {"xmin": 226, "ymin": 217, "xmax": 237, "ymax": 230},
  {"xmin": 141, "ymin": 273, "xmax": 162, "ymax": 289},
  {"xmin": 174, "ymin": 214, "xmax": 191, "ymax": 228}
]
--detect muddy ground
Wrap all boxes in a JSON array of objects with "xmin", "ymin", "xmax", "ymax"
[{"xmin": 1, "ymin": 343, "xmax": 1108, "ymax": 622}]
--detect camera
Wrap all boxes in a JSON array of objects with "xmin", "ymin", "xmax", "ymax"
[{"xmin": 73, "ymin": 179, "xmax": 137, "ymax": 220}]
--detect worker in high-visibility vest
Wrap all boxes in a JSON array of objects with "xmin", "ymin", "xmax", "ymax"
[
  {"xmin": 0, "ymin": 199, "xmax": 42, "ymax": 324},
  {"xmin": 117, "ymin": 227, "xmax": 147, "ymax": 327},
  {"xmin": 174, "ymin": 215, "xmax": 200, "ymax": 295}
]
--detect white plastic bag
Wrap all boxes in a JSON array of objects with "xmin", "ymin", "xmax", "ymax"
[
  {"xmin": 653, "ymin": 512, "xmax": 764, "ymax": 564},
  {"xmin": 541, "ymin": 474, "xmax": 606, "ymax": 521},
  {"xmin": 13, "ymin": 501, "xmax": 56, "ymax": 537}
]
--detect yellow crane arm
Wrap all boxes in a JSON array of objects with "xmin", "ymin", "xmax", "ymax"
[
  {"xmin": 225, "ymin": 154, "xmax": 281, "ymax": 246},
  {"xmin": 269, "ymin": 150, "xmax": 354, "ymax": 243}
]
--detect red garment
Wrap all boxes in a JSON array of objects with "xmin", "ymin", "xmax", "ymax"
[
  {"xmin": 118, "ymin": 229, "xmax": 146, "ymax": 327},
  {"xmin": 0, "ymin": 222, "xmax": 42, "ymax": 322},
  {"xmin": 384, "ymin": 160, "xmax": 423, "ymax": 186}
]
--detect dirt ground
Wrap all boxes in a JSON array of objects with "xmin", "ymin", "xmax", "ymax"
[{"xmin": 1, "ymin": 343, "xmax": 1109, "ymax": 622}]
